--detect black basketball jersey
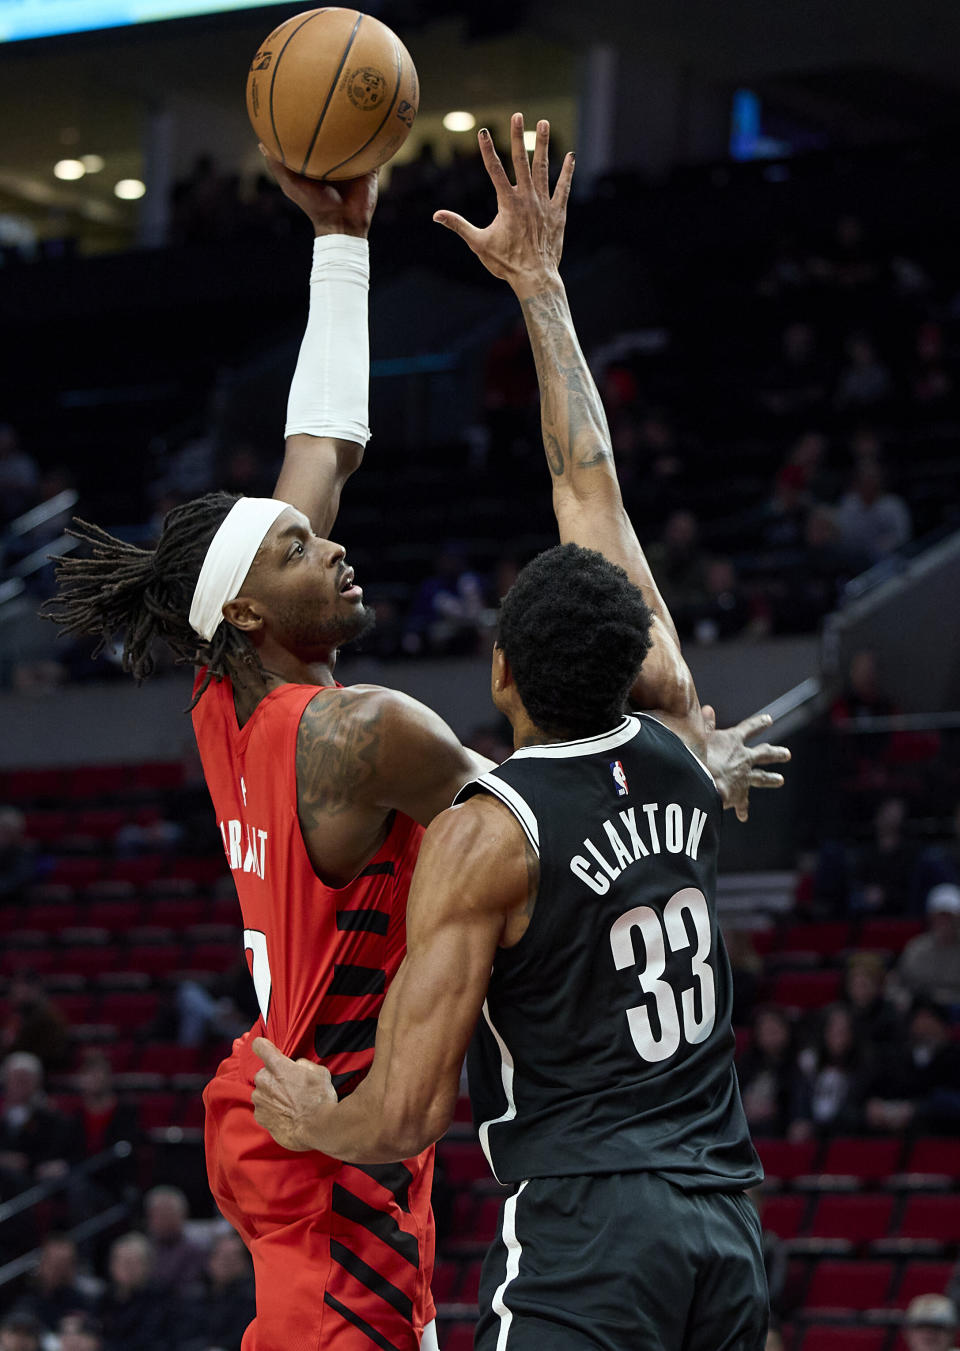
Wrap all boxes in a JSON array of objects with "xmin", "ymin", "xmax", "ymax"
[{"xmin": 453, "ymin": 713, "xmax": 762, "ymax": 1191}]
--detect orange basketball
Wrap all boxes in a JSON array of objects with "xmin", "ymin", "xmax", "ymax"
[{"xmin": 246, "ymin": 8, "xmax": 418, "ymax": 181}]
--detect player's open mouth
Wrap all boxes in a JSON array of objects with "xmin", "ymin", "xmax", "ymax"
[{"xmin": 339, "ymin": 567, "xmax": 363, "ymax": 601}]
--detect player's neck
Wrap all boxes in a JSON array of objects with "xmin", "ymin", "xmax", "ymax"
[{"xmin": 230, "ymin": 648, "xmax": 338, "ymax": 723}]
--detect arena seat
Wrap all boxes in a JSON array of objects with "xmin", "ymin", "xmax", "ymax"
[
  {"xmin": 903, "ymin": 1138, "xmax": 960, "ymax": 1178},
  {"xmin": 86, "ymin": 899, "xmax": 144, "ymax": 931},
  {"xmin": 759, "ymin": 1195, "xmax": 808, "ymax": 1240},
  {"xmin": 437, "ymin": 1143, "xmax": 490, "ymax": 1185},
  {"xmin": 770, "ymin": 970, "xmax": 842, "ymax": 1009},
  {"xmin": 123, "ymin": 944, "xmax": 184, "ymax": 977},
  {"xmin": 857, "ymin": 919, "xmax": 924, "ymax": 953},
  {"xmin": 807, "ymin": 1194, "xmax": 894, "ymax": 1244},
  {"xmin": 798, "ymin": 1327, "xmax": 889, "ymax": 1351},
  {"xmin": 776, "ymin": 923, "xmax": 852, "ymax": 958},
  {"xmin": 755, "ymin": 1137, "xmax": 819, "ymax": 1181},
  {"xmin": 28, "ymin": 902, "xmax": 81, "ymax": 933},
  {"xmin": 895, "ymin": 1194, "xmax": 960, "ymax": 1244},
  {"xmin": 819, "ymin": 1137, "xmax": 903, "ymax": 1181},
  {"xmin": 139, "ymin": 1044, "xmax": 200, "ymax": 1076},
  {"xmin": 893, "ymin": 1260, "xmax": 955, "ymax": 1307},
  {"xmin": 431, "ymin": 1261, "xmax": 459, "ymax": 1303},
  {"xmin": 442, "ymin": 1323, "xmax": 477, "ymax": 1351},
  {"xmin": 803, "ymin": 1260, "xmax": 894, "ymax": 1312},
  {"xmin": 98, "ymin": 991, "xmax": 161, "ymax": 1028},
  {"xmin": 458, "ymin": 1261, "xmax": 483, "ymax": 1304}
]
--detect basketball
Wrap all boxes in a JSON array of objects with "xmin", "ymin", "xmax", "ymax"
[{"xmin": 246, "ymin": 8, "xmax": 419, "ymax": 181}]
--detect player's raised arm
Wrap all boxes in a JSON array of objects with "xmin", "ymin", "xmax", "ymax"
[
  {"xmin": 433, "ymin": 114, "xmax": 693, "ymax": 719},
  {"xmin": 261, "ymin": 155, "xmax": 378, "ymax": 538},
  {"xmin": 251, "ymin": 795, "xmax": 528, "ymax": 1160}
]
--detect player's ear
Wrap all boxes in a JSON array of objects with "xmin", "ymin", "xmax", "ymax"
[
  {"xmin": 491, "ymin": 643, "xmax": 514, "ymax": 693},
  {"xmin": 222, "ymin": 595, "xmax": 265, "ymax": 633}
]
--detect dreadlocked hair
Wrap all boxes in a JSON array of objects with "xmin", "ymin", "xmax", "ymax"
[{"xmin": 42, "ymin": 491, "xmax": 265, "ymax": 708}]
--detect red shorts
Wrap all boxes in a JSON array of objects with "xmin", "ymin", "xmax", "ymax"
[{"xmin": 203, "ymin": 1031, "xmax": 436, "ymax": 1351}]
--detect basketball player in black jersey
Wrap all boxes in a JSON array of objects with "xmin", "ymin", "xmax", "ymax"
[{"xmin": 251, "ymin": 115, "xmax": 773, "ymax": 1351}]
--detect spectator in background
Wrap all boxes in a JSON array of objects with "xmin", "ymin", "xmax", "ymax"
[
  {"xmin": 0, "ymin": 423, "xmax": 39, "ymax": 524},
  {"xmin": 902, "ymin": 1294, "xmax": 959, "ymax": 1351},
  {"xmin": 644, "ymin": 510, "xmax": 707, "ymax": 633},
  {"xmin": 0, "ymin": 1315, "xmax": 42, "ymax": 1351},
  {"xmin": 175, "ymin": 1231, "xmax": 256, "ymax": 1351},
  {"xmin": 0, "ymin": 972, "xmax": 69, "ymax": 1071},
  {"xmin": 0, "ymin": 1052, "xmax": 69, "ymax": 1192},
  {"xmin": 66, "ymin": 1052, "xmax": 139, "ymax": 1203},
  {"xmin": 736, "ymin": 1006, "xmax": 797, "ymax": 1136},
  {"xmin": 58, "ymin": 1313, "xmax": 104, "ymax": 1351},
  {"xmin": 403, "ymin": 545, "xmax": 488, "ymax": 656},
  {"xmin": 916, "ymin": 800, "xmax": 960, "ymax": 897},
  {"xmin": 842, "ymin": 952, "xmax": 902, "ymax": 1050},
  {"xmin": 143, "ymin": 1186, "xmax": 206, "ymax": 1293},
  {"xmin": 864, "ymin": 998, "xmax": 960, "ymax": 1134},
  {"xmin": 831, "ymin": 647, "xmax": 899, "ymax": 723},
  {"xmin": 691, "ymin": 557, "xmax": 752, "ymax": 643},
  {"xmin": 757, "ymin": 321, "xmax": 828, "ymax": 424},
  {"xmin": 11, "ymin": 1233, "xmax": 96, "ymax": 1327},
  {"xmin": 789, "ymin": 1004, "xmax": 870, "ymax": 1138},
  {"xmin": 910, "ymin": 321, "xmax": 955, "ymax": 417},
  {"xmin": 849, "ymin": 796, "xmax": 920, "ymax": 916},
  {"xmin": 834, "ymin": 333, "xmax": 893, "ymax": 411},
  {"xmin": 0, "ymin": 810, "xmax": 36, "ymax": 903},
  {"xmin": 95, "ymin": 1232, "xmax": 169, "ymax": 1351},
  {"xmin": 758, "ymin": 463, "xmax": 812, "ymax": 556},
  {"xmin": 835, "ymin": 461, "xmax": 912, "ymax": 565},
  {"xmin": 893, "ymin": 884, "xmax": 960, "ymax": 1010}
]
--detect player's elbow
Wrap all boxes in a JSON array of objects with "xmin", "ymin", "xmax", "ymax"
[{"xmin": 376, "ymin": 1095, "xmax": 453, "ymax": 1161}]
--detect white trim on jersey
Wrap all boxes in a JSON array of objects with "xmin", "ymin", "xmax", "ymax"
[
  {"xmin": 474, "ymin": 773, "xmax": 540, "ymax": 855},
  {"xmin": 492, "ymin": 1180, "xmax": 528, "ymax": 1351},
  {"xmin": 639, "ymin": 713, "xmax": 718, "ymax": 791},
  {"xmin": 478, "ymin": 999, "xmax": 518, "ymax": 1185},
  {"xmin": 510, "ymin": 715, "xmax": 641, "ymax": 760}
]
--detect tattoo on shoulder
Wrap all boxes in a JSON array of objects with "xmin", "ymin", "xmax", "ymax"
[{"xmin": 296, "ymin": 691, "xmax": 384, "ymax": 822}]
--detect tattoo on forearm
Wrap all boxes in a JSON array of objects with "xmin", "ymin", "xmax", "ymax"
[
  {"xmin": 296, "ymin": 691, "xmax": 383, "ymax": 822},
  {"xmin": 520, "ymin": 290, "xmax": 613, "ymax": 479}
]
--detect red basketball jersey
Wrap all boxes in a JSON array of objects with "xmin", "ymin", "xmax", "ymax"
[{"xmin": 191, "ymin": 671, "xmax": 424, "ymax": 1087}]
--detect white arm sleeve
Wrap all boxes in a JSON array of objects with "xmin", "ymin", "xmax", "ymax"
[{"xmin": 284, "ymin": 234, "xmax": 371, "ymax": 446}]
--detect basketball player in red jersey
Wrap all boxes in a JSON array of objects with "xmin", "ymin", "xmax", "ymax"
[{"xmin": 47, "ymin": 117, "xmax": 786, "ymax": 1351}]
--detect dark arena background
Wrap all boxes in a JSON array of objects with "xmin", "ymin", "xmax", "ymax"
[{"xmin": 1, "ymin": 2, "xmax": 960, "ymax": 1348}]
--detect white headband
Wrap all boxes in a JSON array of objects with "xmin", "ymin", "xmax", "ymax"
[{"xmin": 188, "ymin": 497, "xmax": 290, "ymax": 642}]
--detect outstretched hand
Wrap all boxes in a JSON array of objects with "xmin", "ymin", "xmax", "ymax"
[
  {"xmin": 701, "ymin": 709, "xmax": 791, "ymax": 823},
  {"xmin": 433, "ymin": 112, "xmax": 575, "ymax": 295},
  {"xmin": 252, "ymin": 1036, "xmax": 337, "ymax": 1151},
  {"xmin": 258, "ymin": 146, "xmax": 378, "ymax": 237}
]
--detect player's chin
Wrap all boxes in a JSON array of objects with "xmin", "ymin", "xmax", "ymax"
[{"xmin": 339, "ymin": 602, "xmax": 376, "ymax": 647}]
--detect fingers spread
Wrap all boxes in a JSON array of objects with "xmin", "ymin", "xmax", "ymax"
[
  {"xmin": 477, "ymin": 127, "xmax": 513, "ymax": 199},
  {"xmin": 750, "ymin": 743, "xmax": 791, "ymax": 764},
  {"xmin": 433, "ymin": 211, "xmax": 482, "ymax": 249},
  {"xmin": 510, "ymin": 111, "xmax": 533, "ymax": 190},
  {"xmin": 532, "ymin": 119, "xmax": 550, "ymax": 197},
  {"xmin": 551, "ymin": 151, "xmax": 575, "ymax": 211},
  {"xmin": 748, "ymin": 770, "xmax": 785, "ymax": 788},
  {"xmin": 700, "ymin": 703, "xmax": 717, "ymax": 732},
  {"xmin": 736, "ymin": 712, "xmax": 774, "ymax": 742}
]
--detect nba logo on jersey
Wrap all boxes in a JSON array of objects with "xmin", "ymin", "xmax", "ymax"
[{"xmin": 610, "ymin": 760, "xmax": 629, "ymax": 797}]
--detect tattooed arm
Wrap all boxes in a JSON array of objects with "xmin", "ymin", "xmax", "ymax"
[
  {"xmin": 295, "ymin": 686, "xmax": 494, "ymax": 885},
  {"xmin": 434, "ymin": 113, "xmax": 693, "ymax": 721},
  {"xmin": 252, "ymin": 795, "xmax": 535, "ymax": 1159}
]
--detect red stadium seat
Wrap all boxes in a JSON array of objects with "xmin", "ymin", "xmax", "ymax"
[
  {"xmin": 770, "ymin": 970, "xmax": 842, "ymax": 1010},
  {"xmin": 182, "ymin": 942, "xmax": 238, "ymax": 972},
  {"xmin": 759, "ymin": 1195, "xmax": 808, "ymax": 1241},
  {"xmin": 431, "ymin": 1262, "xmax": 459, "ymax": 1303},
  {"xmin": 894, "ymin": 1261, "xmax": 955, "ymax": 1307},
  {"xmin": 133, "ymin": 763, "xmax": 184, "ymax": 791},
  {"xmin": 777, "ymin": 923, "xmax": 852, "ymax": 958},
  {"xmin": 804, "ymin": 1260, "xmax": 893, "ymax": 1312},
  {"xmin": 437, "ymin": 1144, "xmax": 491, "ymax": 1186},
  {"xmin": 98, "ymin": 992, "xmax": 160, "ymax": 1028},
  {"xmin": 124, "ymin": 945, "xmax": 184, "ymax": 977},
  {"xmin": 820, "ymin": 1137, "xmax": 903, "ymax": 1181},
  {"xmin": 138, "ymin": 1092, "xmax": 179, "ymax": 1130},
  {"xmin": 24, "ymin": 811, "xmax": 70, "ymax": 843},
  {"xmin": 808, "ymin": 1194, "xmax": 894, "ymax": 1244},
  {"xmin": 52, "ymin": 946, "xmax": 120, "ymax": 979},
  {"xmin": 458, "ymin": 1261, "xmax": 483, "ymax": 1304},
  {"xmin": 139, "ymin": 1044, "xmax": 200, "ymax": 1076},
  {"xmin": 50, "ymin": 858, "xmax": 104, "ymax": 886},
  {"xmin": 443, "ymin": 1324, "xmax": 477, "ymax": 1351},
  {"xmin": 86, "ymin": 900, "xmax": 143, "ymax": 932},
  {"xmin": 25, "ymin": 903, "xmax": 80, "ymax": 933},
  {"xmin": 0, "ymin": 768, "xmax": 66, "ymax": 802},
  {"xmin": 148, "ymin": 899, "xmax": 208, "ymax": 929},
  {"xmin": 857, "ymin": 919, "xmax": 924, "ymax": 954},
  {"xmin": 178, "ymin": 1095, "xmax": 206, "ymax": 1129},
  {"xmin": 904, "ymin": 1138, "xmax": 960, "ymax": 1178},
  {"xmin": 896, "ymin": 1195, "xmax": 960, "ymax": 1243},
  {"xmin": 755, "ymin": 1138, "xmax": 819, "ymax": 1182},
  {"xmin": 111, "ymin": 856, "xmax": 170, "ymax": 886},
  {"xmin": 799, "ymin": 1327, "xmax": 888, "ymax": 1351},
  {"xmin": 54, "ymin": 993, "xmax": 99, "ymax": 1023}
]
